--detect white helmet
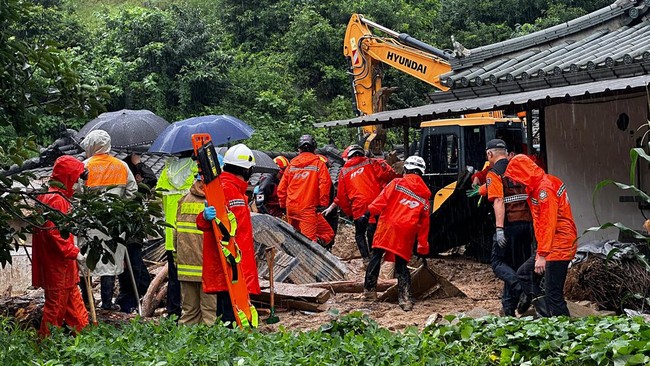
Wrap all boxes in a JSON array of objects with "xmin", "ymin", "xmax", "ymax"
[
  {"xmin": 223, "ymin": 143, "xmax": 256, "ymax": 169},
  {"xmin": 404, "ymin": 155, "xmax": 426, "ymax": 174}
]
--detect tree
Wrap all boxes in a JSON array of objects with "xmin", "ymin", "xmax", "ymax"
[
  {"xmin": 0, "ymin": 0, "xmax": 108, "ymax": 138},
  {"xmin": 0, "ymin": 0, "xmax": 163, "ymax": 268}
]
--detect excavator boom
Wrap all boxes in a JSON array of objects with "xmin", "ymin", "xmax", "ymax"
[{"xmin": 344, "ymin": 14, "xmax": 452, "ymax": 150}]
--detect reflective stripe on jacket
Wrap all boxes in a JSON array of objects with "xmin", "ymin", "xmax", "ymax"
[
  {"xmin": 335, "ymin": 156, "xmax": 398, "ymax": 220},
  {"xmin": 277, "ymin": 152, "xmax": 331, "ymax": 217},
  {"xmin": 199, "ymin": 172, "xmax": 261, "ymax": 295},
  {"xmin": 175, "ymin": 189, "xmax": 206, "ymax": 282},
  {"xmin": 368, "ymin": 174, "xmax": 431, "ymax": 261},
  {"xmin": 157, "ymin": 158, "xmax": 198, "ymax": 250}
]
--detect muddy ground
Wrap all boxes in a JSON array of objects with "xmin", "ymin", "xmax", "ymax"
[
  {"xmin": 258, "ymin": 223, "xmax": 502, "ymax": 332},
  {"xmin": 2, "ymin": 223, "xmax": 503, "ymax": 332}
]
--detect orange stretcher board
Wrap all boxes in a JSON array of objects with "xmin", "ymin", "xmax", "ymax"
[{"xmin": 192, "ymin": 133, "xmax": 258, "ymax": 329}]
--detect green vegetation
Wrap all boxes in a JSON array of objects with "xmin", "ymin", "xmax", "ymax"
[
  {"xmin": 1, "ymin": 313, "xmax": 649, "ymax": 365},
  {"xmin": 2, "ymin": 0, "xmax": 613, "ymax": 153}
]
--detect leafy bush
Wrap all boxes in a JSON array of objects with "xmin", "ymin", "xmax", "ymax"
[{"xmin": 1, "ymin": 313, "xmax": 648, "ymax": 365}]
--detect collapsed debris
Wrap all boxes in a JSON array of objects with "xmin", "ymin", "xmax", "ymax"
[
  {"xmin": 252, "ymin": 213, "xmax": 348, "ymax": 285},
  {"xmin": 379, "ymin": 265, "xmax": 466, "ymax": 303},
  {"xmin": 565, "ymin": 241, "xmax": 650, "ymax": 313}
]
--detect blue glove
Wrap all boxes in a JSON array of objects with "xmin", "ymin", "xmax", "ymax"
[
  {"xmin": 495, "ymin": 228, "xmax": 507, "ymax": 248},
  {"xmin": 203, "ymin": 202, "xmax": 217, "ymax": 221}
]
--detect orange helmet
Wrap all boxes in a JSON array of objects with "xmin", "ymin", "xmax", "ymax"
[{"xmin": 273, "ymin": 155, "xmax": 289, "ymax": 170}]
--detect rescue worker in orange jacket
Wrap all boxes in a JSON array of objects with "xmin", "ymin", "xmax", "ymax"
[
  {"xmin": 505, "ymin": 154, "xmax": 577, "ymax": 317},
  {"xmin": 32, "ymin": 155, "xmax": 89, "ymax": 337},
  {"xmin": 254, "ymin": 156, "xmax": 289, "ymax": 217},
  {"xmin": 363, "ymin": 156, "xmax": 431, "ymax": 311},
  {"xmin": 197, "ymin": 144, "xmax": 261, "ymax": 323},
  {"xmin": 277, "ymin": 135, "xmax": 334, "ymax": 246},
  {"xmin": 484, "ymin": 139, "xmax": 533, "ymax": 316},
  {"xmin": 330, "ymin": 144, "xmax": 398, "ymax": 262}
]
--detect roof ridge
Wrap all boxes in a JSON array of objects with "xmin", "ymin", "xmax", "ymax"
[{"xmin": 450, "ymin": 0, "xmax": 637, "ymax": 70}]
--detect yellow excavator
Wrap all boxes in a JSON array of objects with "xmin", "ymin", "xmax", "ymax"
[
  {"xmin": 344, "ymin": 13, "xmax": 503, "ymax": 153},
  {"xmin": 343, "ymin": 14, "xmax": 525, "ymax": 260}
]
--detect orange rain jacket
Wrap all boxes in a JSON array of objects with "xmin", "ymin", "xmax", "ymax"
[
  {"xmin": 504, "ymin": 155, "xmax": 577, "ymax": 261},
  {"xmin": 336, "ymin": 156, "xmax": 398, "ymax": 220},
  {"xmin": 198, "ymin": 171, "xmax": 261, "ymax": 295},
  {"xmin": 277, "ymin": 152, "xmax": 331, "ymax": 216},
  {"xmin": 32, "ymin": 156, "xmax": 85, "ymax": 290},
  {"xmin": 368, "ymin": 174, "xmax": 431, "ymax": 261},
  {"xmin": 32, "ymin": 155, "xmax": 88, "ymax": 337}
]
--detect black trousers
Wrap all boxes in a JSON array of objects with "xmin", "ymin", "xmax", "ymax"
[
  {"xmin": 166, "ymin": 250, "xmax": 182, "ymax": 318},
  {"xmin": 116, "ymin": 243, "xmax": 152, "ymax": 313},
  {"xmin": 364, "ymin": 248, "xmax": 412, "ymax": 303},
  {"xmin": 215, "ymin": 291, "xmax": 236, "ymax": 324},
  {"xmin": 491, "ymin": 221, "xmax": 533, "ymax": 313},
  {"xmin": 79, "ymin": 274, "xmax": 116, "ymax": 309},
  {"xmin": 354, "ymin": 218, "xmax": 376, "ymax": 259},
  {"xmin": 518, "ymin": 256, "xmax": 571, "ymax": 316},
  {"xmin": 324, "ymin": 210, "xmax": 339, "ymax": 246}
]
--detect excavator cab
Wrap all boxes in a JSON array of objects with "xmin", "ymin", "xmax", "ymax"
[{"xmin": 418, "ymin": 117, "xmax": 524, "ymax": 261}]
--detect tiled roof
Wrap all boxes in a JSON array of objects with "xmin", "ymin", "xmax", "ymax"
[
  {"xmin": 3, "ymin": 134, "xmax": 346, "ymax": 188},
  {"xmin": 434, "ymin": 0, "xmax": 650, "ymax": 100}
]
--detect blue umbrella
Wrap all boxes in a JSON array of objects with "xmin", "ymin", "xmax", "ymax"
[{"xmin": 148, "ymin": 115, "xmax": 254, "ymax": 154}]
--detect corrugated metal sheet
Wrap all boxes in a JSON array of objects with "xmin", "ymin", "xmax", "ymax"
[{"xmin": 315, "ymin": 74, "xmax": 650, "ymax": 128}]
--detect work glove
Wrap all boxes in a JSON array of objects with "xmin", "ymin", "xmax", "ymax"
[
  {"xmin": 203, "ymin": 201, "xmax": 217, "ymax": 221},
  {"xmin": 495, "ymin": 228, "xmax": 507, "ymax": 248},
  {"xmin": 321, "ymin": 205, "xmax": 335, "ymax": 216},
  {"xmin": 466, "ymin": 184, "xmax": 480, "ymax": 198}
]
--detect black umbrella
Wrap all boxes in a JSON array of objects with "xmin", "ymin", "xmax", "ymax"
[
  {"xmin": 216, "ymin": 147, "xmax": 278, "ymax": 174},
  {"xmin": 75, "ymin": 109, "xmax": 170, "ymax": 150}
]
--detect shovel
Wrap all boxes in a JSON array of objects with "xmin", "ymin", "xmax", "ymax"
[{"xmin": 265, "ymin": 247, "xmax": 280, "ymax": 324}]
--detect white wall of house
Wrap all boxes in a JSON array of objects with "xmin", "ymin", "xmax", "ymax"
[
  {"xmin": 0, "ymin": 246, "xmax": 32, "ymax": 296},
  {"xmin": 545, "ymin": 93, "xmax": 650, "ymax": 242}
]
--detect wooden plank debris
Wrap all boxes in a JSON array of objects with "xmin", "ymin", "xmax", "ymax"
[
  {"xmin": 254, "ymin": 280, "xmax": 331, "ymax": 304},
  {"xmin": 305, "ymin": 279, "xmax": 396, "ymax": 293}
]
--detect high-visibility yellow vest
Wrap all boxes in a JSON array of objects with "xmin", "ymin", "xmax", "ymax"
[
  {"xmin": 156, "ymin": 158, "xmax": 198, "ymax": 251},
  {"xmin": 175, "ymin": 196, "xmax": 206, "ymax": 282}
]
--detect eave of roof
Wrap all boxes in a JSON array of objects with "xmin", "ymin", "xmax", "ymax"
[{"xmin": 314, "ymin": 74, "xmax": 650, "ymax": 129}]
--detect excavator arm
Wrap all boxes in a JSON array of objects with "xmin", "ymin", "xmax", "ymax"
[{"xmin": 344, "ymin": 14, "xmax": 452, "ymax": 151}]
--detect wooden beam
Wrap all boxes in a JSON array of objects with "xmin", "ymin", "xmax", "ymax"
[
  {"xmin": 282, "ymin": 300, "xmax": 327, "ymax": 313},
  {"xmin": 254, "ymin": 280, "xmax": 331, "ymax": 304},
  {"xmin": 304, "ymin": 279, "xmax": 396, "ymax": 293}
]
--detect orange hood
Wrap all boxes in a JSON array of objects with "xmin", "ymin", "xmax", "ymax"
[
  {"xmin": 291, "ymin": 152, "xmax": 323, "ymax": 168},
  {"xmin": 51, "ymin": 155, "xmax": 85, "ymax": 197},
  {"xmin": 504, "ymin": 154, "xmax": 545, "ymax": 191}
]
